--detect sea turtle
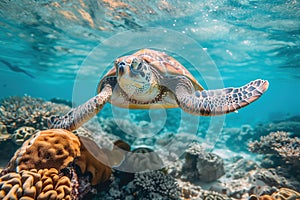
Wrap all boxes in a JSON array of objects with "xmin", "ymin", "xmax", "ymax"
[{"xmin": 48, "ymin": 49, "xmax": 269, "ymax": 131}]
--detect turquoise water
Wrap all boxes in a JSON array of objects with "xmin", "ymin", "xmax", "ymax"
[
  {"xmin": 1, "ymin": 1, "xmax": 300, "ymax": 199},
  {"xmin": 0, "ymin": 0, "xmax": 299, "ymax": 126}
]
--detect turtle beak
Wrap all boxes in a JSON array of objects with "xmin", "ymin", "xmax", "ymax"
[
  {"xmin": 118, "ymin": 65, "xmax": 124, "ymax": 76},
  {"xmin": 116, "ymin": 61, "xmax": 126, "ymax": 76}
]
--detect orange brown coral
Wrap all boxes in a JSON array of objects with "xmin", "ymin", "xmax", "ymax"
[
  {"xmin": 7, "ymin": 129, "xmax": 81, "ymax": 172},
  {"xmin": 0, "ymin": 168, "xmax": 73, "ymax": 200},
  {"xmin": 249, "ymin": 188, "xmax": 300, "ymax": 200},
  {"xmin": 75, "ymin": 136, "xmax": 112, "ymax": 185},
  {"xmin": 75, "ymin": 137, "xmax": 130, "ymax": 185},
  {"xmin": 271, "ymin": 188, "xmax": 300, "ymax": 200}
]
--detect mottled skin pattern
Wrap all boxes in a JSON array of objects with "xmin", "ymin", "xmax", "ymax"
[{"xmin": 48, "ymin": 49, "xmax": 269, "ymax": 131}]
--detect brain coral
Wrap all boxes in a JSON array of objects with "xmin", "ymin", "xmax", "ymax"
[
  {"xmin": 271, "ymin": 188, "xmax": 300, "ymax": 200},
  {"xmin": 12, "ymin": 126, "xmax": 36, "ymax": 145},
  {"xmin": 0, "ymin": 168, "xmax": 74, "ymax": 200},
  {"xmin": 0, "ymin": 96, "xmax": 70, "ymax": 133},
  {"xmin": 249, "ymin": 188, "xmax": 300, "ymax": 200},
  {"xmin": 75, "ymin": 136, "xmax": 112, "ymax": 185},
  {"xmin": 7, "ymin": 129, "xmax": 81, "ymax": 172}
]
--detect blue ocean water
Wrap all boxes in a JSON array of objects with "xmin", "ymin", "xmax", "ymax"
[
  {"xmin": 0, "ymin": 0, "xmax": 299, "ymax": 128},
  {"xmin": 1, "ymin": 1, "xmax": 300, "ymax": 199}
]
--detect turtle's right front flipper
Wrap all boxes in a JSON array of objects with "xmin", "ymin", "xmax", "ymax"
[
  {"xmin": 173, "ymin": 78, "xmax": 269, "ymax": 116},
  {"xmin": 48, "ymin": 84, "xmax": 113, "ymax": 131}
]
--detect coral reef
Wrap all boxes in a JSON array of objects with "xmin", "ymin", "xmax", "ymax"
[
  {"xmin": 0, "ymin": 128, "xmax": 123, "ymax": 199},
  {"xmin": 249, "ymin": 131, "xmax": 300, "ymax": 182},
  {"xmin": 7, "ymin": 129, "xmax": 81, "ymax": 172},
  {"xmin": 0, "ymin": 95, "xmax": 70, "ymax": 133},
  {"xmin": 271, "ymin": 187, "xmax": 300, "ymax": 199},
  {"xmin": 96, "ymin": 170, "xmax": 181, "ymax": 200},
  {"xmin": 134, "ymin": 170, "xmax": 181, "ymax": 199},
  {"xmin": 0, "ymin": 122, "xmax": 10, "ymax": 142},
  {"xmin": 1, "ymin": 95, "xmax": 300, "ymax": 200},
  {"xmin": 249, "ymin": 131, "xmax": 300, "ymax": 165},
  {"xmin": 249, "ymin": 187, "xmax": 300, "ymax": 200},
  {"xmin": 75, "ymin": 136, "xmax": 112, "ymax": 185},
  {"xmin": 0, "ymin": 168, "xmax": 76, "ymax": 200},
  {"xmin": 179, "ymin": 180, "xmax": 232, "ymax": 200},
  {"xmin": 181, "ymin": 143, "xmax": 225, "ymax": 182},
  {"xmin": 12, "ymin": 126, "xmax": 36, "ymax": 145}
]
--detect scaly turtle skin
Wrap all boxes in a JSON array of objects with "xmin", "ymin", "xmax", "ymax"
[{"xmin": 48, "ymin": 49, "xmax": 269, "ymax": 131}]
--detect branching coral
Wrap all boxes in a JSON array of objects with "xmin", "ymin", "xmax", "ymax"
[
  {"xmin": 0, "ymin": 168, "xmax": 76, "ymax": 200},
  {"xmin": 0, "ymin": 96, "xmax": 70, "ymax": 133},
  {"xmin": 7, "ymin": 129, "xmax": 81, "ymax": 172},
  {"xmin": 249, "ymin": 131, "xmax": 300, "ymax": 167},
  {"xmin": 134, "ymin": 170, "xmax": 181, "ymax": 199}
]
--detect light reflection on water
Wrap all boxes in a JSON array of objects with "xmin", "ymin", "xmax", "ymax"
[{"xmin": 0, "ymin": 0, "xmax": 299, "ymax": 124}]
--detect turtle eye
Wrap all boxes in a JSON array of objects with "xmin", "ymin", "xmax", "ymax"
[
  {"xmin": 136, "ymin": 62, "xmax": 143, "ymax": 70},
  {"xmin": 131, "ymin": 58, "xmax": 141, "ymax": 70}
]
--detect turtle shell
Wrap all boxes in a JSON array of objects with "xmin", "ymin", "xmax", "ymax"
[{"xmin": 97, "ymin": 49, "xmax": 204, "ymax": 93}]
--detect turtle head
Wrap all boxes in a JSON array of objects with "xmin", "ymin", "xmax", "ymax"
[{"xmin": 115, "ymin": 55, "xmax": 155, "ymax": 97}]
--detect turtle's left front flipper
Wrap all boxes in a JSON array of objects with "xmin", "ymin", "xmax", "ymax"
[
  {"xmin": 174, "ymin": 78, "xmax": 269, "ymax": 116},
  {"xmin": 48, "ymin": 84, "xmax": 113, "ymax": 131}
]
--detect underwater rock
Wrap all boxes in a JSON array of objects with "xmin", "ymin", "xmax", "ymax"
[
  {"xmin": 196, "ymin": 152, "xmax": 225, "ymax": 182},
  {"xmin": 12, "ymin": 126, "xmax": 36, "ymax": 145},
  {"xmin": 182, "ymin": 143, "xmax": 225, "ymax": 182},
  {"xmin": 134, "ymin": 170, "xmax": 181, "ymax": 199},
  {"xmin": 117, "ymin": 146, "xmax": 164, "ymax": 173},
  {"xmin": 249, "ymin": 168, "xmax": 293, "ymax": 190},
  {"xmin": 0, "ymin": 168, "xmax": 77, "ymax": 200},
  {"xmin": 6, "ymin": 129, "xmax": 81, "ymax": 172},
  {"xmin": 0, "ymin": 95, "xmax": 70, "ymax": 133}
]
